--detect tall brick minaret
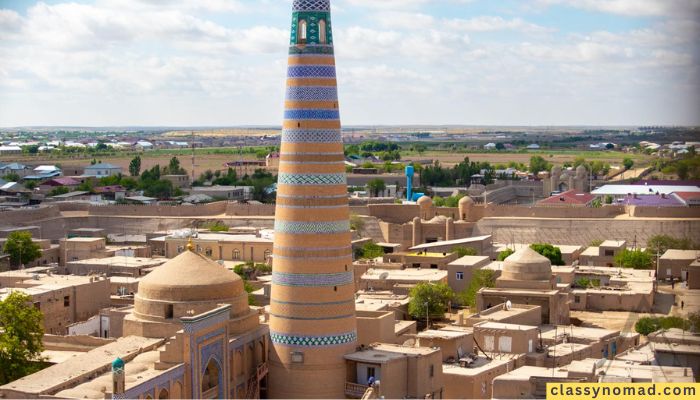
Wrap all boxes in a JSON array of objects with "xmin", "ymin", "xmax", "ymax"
[{"xmin": 267, "ymin": 1, "xmax": 357, "ymax": 398}]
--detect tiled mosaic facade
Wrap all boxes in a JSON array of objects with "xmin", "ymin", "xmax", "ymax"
[{"xmin": 269, "ymin": 1, "xmax": 357, "ymax": 397}]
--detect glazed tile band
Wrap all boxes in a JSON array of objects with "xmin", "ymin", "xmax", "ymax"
[
  {"xmin": 271, "ymin": 271, "xmax": 353, "ymax": 287},
  {"xmin": 270, "ymin": 331, "xmax": 357, "ymax": 347}
]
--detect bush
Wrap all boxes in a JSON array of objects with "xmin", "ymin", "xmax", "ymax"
[
  {"xmin": 530, "ymin": 243, "xmax": 564, "ymax": 265},
  {"xmin": 205, "ymin": 221, "xmax": 229, "ymax": 232},
  {"xmin": 497, "ymin": 248, "xmax": 514, "ymax": 261},
  {"xmin": 615, "ymin": 249, "xmax": 653, "ymax": 269},
  {"xmin": 635, "ymin": 316, "xmax": 691, "ymax": 336},
  {"xmin": 355, "ymin": 242, "xmax": 384, "ymax": 260},
  {"xmin": 457, "ymin": 269, "xmax": 496, "ymax": 308},
  {"xmin": 452, "ymin": 246, "xmax": 477, "ymax": 257}
]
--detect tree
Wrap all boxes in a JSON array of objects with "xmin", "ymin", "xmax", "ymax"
[
  {"xmin": 408, "ymin": 282, "xmax": 454, "ymax": 320},
  {"xmin": 495, "ymin": 143, "xmax": 505, "ymax": 151},
  {"xmin": 2, "ymin": 173, "xmax": 20, "ymax": 182},
  {"xmin": 457, "ymin": 269, "xmax": 496, "ymax": 308},
  {"xmin": 49, "ymin": 186, "xmax": 70, "ymax": 196},
  {"xmin": 129, "ymin": 155, "xmax": 141, "ymax": 177},
  {"xmin": 497, "ymin": 248, "xmax": 514, "ymax": 261},
  {"xmin": 414, "ymin": 144, "xmax": 427, "ymax": 155},
  {"xmin": 2, "ymin": 231, "xmax": 41, "ymax": 269},
  {"xmin": 0, "ymin": 291, "xmax": 45, "ymax": 384},
  {"xmin": 676, "ymin": 162, "xmax": 689, "ymax": 180},
  {"xmin": 623, "ymin": 158, "xmax": 634, "ymax": 170},
  {"xmin": 647, "ymin": 234, "xmax": 695, "ymax": 254},
  {"xmin": 24, "ymin": 181, "xmax": 37, "ymax": 190},
  {"xmin": 529, "ymin": 156, "xmax": 550, "ymax": 175},
  {"xmin": 355, "ymin": 242, "xmax": 385, "ymax": 260},
  {"xmin": 366, "ymin": 178, "xmax": 386, "ymax": 197},
  {"xmin": 615, "ymin": 249, "xmax": 653, "ymax": 269},
  {"xmin": 530, "ymin": 243, "xmax": 565, "ymax": 265},
  {"xmin": 166, "ymin": 157, "xmax": 185, "ymax": 175},
  {"xmin": 452, "ymin": 246, "xmax": 477, "ymax": 257}
]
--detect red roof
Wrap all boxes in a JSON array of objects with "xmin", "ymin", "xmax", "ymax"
[
  {"xmin": 539, "ymin": 189, "xmax": 595, "ymax": 205},
  {"xmin": 43, "ymin": 177, "xmax": 79, "ymax": 186},
  {"xmin": 94, "ymin": 185, "xmax": 126, "ymax": 193},
  {"xmin": 673, "ymin": 192, "xmax": 700, "ymax": 203}
]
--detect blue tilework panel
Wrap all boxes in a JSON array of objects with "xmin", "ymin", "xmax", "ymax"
[
  {"xmin": 278, "ymin": 173, "xmax": 346, "ymax": 186},
  {"xmin": 287, "ymin": 65, "xmax": 336, "ymax": 78},
  {"xmin": 284, "ymin": 109, "xmax": 339, "ymax": 120},
  {"xmin": 272, "ymin": 271, "xmax": 353, "ymax": 287},
  {"xmin": 286, "ymin": 86, "xmax": 338, "ymax": 101},
  {"xmin": 274, "ymin": 220, "xmax": 350, "ymax": 234},
  {"xmin": 282, "ymin": 129, "xmax": 341, "ymax": 143},
  {"xmin": 293, "ymin": 0, "xmax": 330, "ymax": 11},
  {"xmin": 270, "ymin": 330, "xmax": 357, "ymax": 347}
]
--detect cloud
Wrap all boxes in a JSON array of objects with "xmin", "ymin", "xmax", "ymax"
[
  {"xmin": 535, "ymin": 0, "xmax": 700, "ymax": 17},
  {"xmin": 445, "ymin": 16, "xmax": 553, "ymax": 33}
]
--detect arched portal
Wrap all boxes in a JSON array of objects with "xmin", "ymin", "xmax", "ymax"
[{"xmin": 201, "ymin": 358, "xmax": 221, "ymax": 398}]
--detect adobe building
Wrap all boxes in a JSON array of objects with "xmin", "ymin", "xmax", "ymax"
[
  {"xmin": 442, "ymin": 357, "xmax": 516, "ymax": 399},
  {"xmin": 688, "ymin": 259, "xmax": 700, "ymax": 289},
  {"xmin": 477, "ymin": 247, "xmax": 571, "ymax": 325},
  {"xmin": 343, "ymin": 343, "xmax": 444, "ymax": 399},
  {"xmin": 658, "ymin": 249, "xmax": 699, "ymax": 281},
  {"xmin": 408, "ymin": 235, "xmax": 493, "ymax": 256},
  {"xmin": 163, "ymin": 232, "xmax": 273, "ymax": 264},
  {"xmin": 267, "ymin": 1, "xmax": 358, "ymax": 397},
  {"xmin": 473, "ymin": 321, "xmax": 540, "ymax": 354},
  {"xmin": 0, "ymin": 237, "xmax": 60, "ymax": 267},
  {"xmin": 356, "ymin": 310, "xmax": 416, "ymax": 347},
  {"xmin": 446, "ymin": 255, "xmax": 491, "ymax": 293},
  {"xmin": 579, "ymin": 240, "xmax": 627, "ymax": 267},
  {"xmin": 543, "ymin": 165, "xmax": 589, "ymax": 196},
  {"xmin": 569, "ymin": 266, "xmax": 655, "ymax": 312},
  {"xmin": 66, "ymin": 256, "xmax": 166, "ymax": 277},
  {"xmin": 360, "ymin": 268, "xmax": 448, "ymax": 295},
  {"xmin": 383, "ymin": 251, "xmax": 460, "ymax": 270},
  {"xmin": 0, "ymin": 247, "xmax": 270, "ymax": 399},
  {"xmin": 0, "ymin": 272, "xmax": 110, "ymax": 335}
]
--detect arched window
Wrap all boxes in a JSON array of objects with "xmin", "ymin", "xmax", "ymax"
[
  {"xmin": 298, "ymin": 20, "xmax": 307, "ymax": 44},
  {"xmin": 233, "ymin": 249, "xmax": 241, "ymax": 261},
  {"xmin": 205, "ymin": 247, "xmax": 213, "ymax": 257},
  {"xmin": 319, "ymin": 20, "xmax": 326, "ymax": 44},
  {"xmin": 158, "ymin": 388, "xmax": 169, "ymax": 399},
  {"xmin": 201, "ymin": 359, "xmax": 221, "ymax": 396},
  {"xmin": 264, "ymin": 249, "xmax": 272, "ymax": 263}
]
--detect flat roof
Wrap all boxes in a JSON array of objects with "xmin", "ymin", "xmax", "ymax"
[
  {"xmin": 65, "ymin": 237, "xmax": 104, "ymax": 242},
  {"xmin": 660, "ymin": 249, "xmax": 700, "ymax": 260},
  {"xmin": 600, "ymin": 240, "xmax": 626, "ymax": 247},
  {"xmin": 540, "ymin": 325, "xmax": 619, "ymax": 341},
  {"xmin": 417, "ymin": 329, "xmax": 472, "ymax": 339},
  {"xmin": 409, "ymin": 235, "xmax": 491, "ymax": 251},
  {"xmin": 475, "ymin": 321, "xmax": 537, "ymax": 331},
  {"xmin": 493, "ymin": 365, "xmax": 568, "ymax": 381},
  {"xmin": 166, "ymin": 233, "xmax": 272, "ymax": 243},
  {"xmin": 0, "ymin": 336, "xmax": 162, "ymax": 395},
  {"xmin": 442, "ymin": 358, "xmax": 511, "ymax": 376},
  {"xmin": 592, "ymin": 184, "xmax": 700, "ymax": 195},
  {"xmin": 448, "ymin": 255, "xmax": 491, "ymax": 267},
  {"xmin": 361, "ymin": 268, "xmax": 448, "ymax": 282},
  {"xmin": 67, "ymin": 256, "xmax": 166, "ymax": 268}
]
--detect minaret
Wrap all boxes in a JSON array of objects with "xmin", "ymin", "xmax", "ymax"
[{"xmin": 268, "ymin": 1, "xmax": 357, "ymax": 398}]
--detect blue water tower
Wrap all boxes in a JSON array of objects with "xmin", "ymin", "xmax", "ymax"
[{"xmin": 405, "ymin": 165, "xmax": 414, "ymax": 201}]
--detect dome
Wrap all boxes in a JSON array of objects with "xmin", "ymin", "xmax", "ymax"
[
  {"xmin": 458, "ymin": 196, "xmax": 474, "ymax": 206},
  {"xmin": 138, "ymin": 250, "xmax": 244, "ymax": 303},
  {"xmin": 112, "ymin": 357, "xmax": 125, "ymax": 371},
  {"xmin": 417, "ymin": 196, "xmax": 432, "ymax": 207},
  {"xmin": 501, "ymin": 247, "xmax": 552, "ymax": 281}
]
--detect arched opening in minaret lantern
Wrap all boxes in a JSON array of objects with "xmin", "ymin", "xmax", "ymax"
[
  {"xmin": 298, "ymin": 20, "xmax": 307, "ymax": 44},
  {"xmin": 319, "ymin": 20, "xmax": 327, "ymax": 44}
]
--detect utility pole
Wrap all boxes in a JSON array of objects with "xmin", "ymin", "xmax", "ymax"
[{"xmin": 191, "ymin": 130, "xmax": 196, "ymax": 184}]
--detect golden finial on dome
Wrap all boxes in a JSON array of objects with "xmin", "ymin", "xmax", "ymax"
[{"xmin": 186, "ymin": 236, "xmax": 195, "ymax": 252}]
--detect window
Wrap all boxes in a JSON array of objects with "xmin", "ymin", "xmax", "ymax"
[
  {"xmin": 205, "ymin": 247, "xmax": 213, "ymax": 257},
  {"xmin": 319, "ymin": 20, "xmax": 326, "ymax": 44},
  {"xmin": 233, "ymin": 249, "xmax": 241, "ymax": 260},
  {"xmin": 165, "ymin": 304, "xmax": 174, "ymax": 319},
  {"xmin": 177, "ymin": 246, "xmax": 184, "ymax": 254},
  {"xmin": 574, "ymin": 296, "xmax": 581, "ymax": 304},
  {"xmin": 201, "ymin": 359, "xmax": 221, "ymax": 394},
  {"xmin": 290, "ymin": 351, "xmax": 304, "ymax": 364},
  {"xmin": 604, "ymin": 249, "xmax": 614, "ymax": 257},
  {"xmin": 367, "ymin": 366, "xmax": 376, "ymax": 384},
  {"xmin": 264, "ymin": 249, "xmax": 272, "ymax": 262},
  {"xmin": 298, "ymin": 20, "xmax": 307, "ymax": 44},
  {"xmin": 456, "ymin": 272, "xmax": 464, "ymax": 280},
  {"xmin": 429, "ymin": 364, "xmax": 434, "ymax": 378},
  {"xmin": 63, "ymin": 296, "xmax": 70, "ymax": 307}
]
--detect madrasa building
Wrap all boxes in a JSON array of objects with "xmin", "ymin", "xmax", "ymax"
[{"xmin": 0, "ymin": 244, "xmax": 270, "ymax": 399}]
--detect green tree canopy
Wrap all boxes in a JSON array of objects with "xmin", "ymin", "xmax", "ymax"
[
  {"xmin": 530, "ymin": 243, "xmax": 565, "ymax": 266},
  {"xmin": 2, "ymin": 231, "xmax": 41, "ymax": 269},
  {"xmin": 647, "ymin": 234, "xmax": 696, "ymax": 254},
  {"xmin": 457, "ymin": 269, "xmax": 496, "ymax": 308},
  {"xmin": 408, "ymin": 282, "xmax": 455, "ymax": 320},
  {"xmin": 48, "ymin": 186, "xmax": 70, "ymax": 197},
  {"xmin": 366, "ymin": 178, "xmax": 386, "ymax": 197},
  {"xmin": 0, "ymin": 291, "xmax": 45, "ymax": 384},
  {"xmin": 497, "ymin": 248, "xmax": 515, "ymax": 261},
  {"xmin": 635, "ymin": 316, "xmax": 691, "ymax": 336},
  {"xmin": 529, "ymin": 156, "xmax": 551, "ymax": 175},
  {"xmin": 2, "ymin": 173, "xmax": 20, "ymax": 182},
  {"xmin": 452, "ymin": 246, "xmax": 477, "ymax": 257},
  {"xmin": 355, "ymin": 242, "xmax": 384, "ymax": 260},
  {"xmin": 615, "ymin": 249, "xmax": 653, "ymax": 269},
  {"xmin": 165, "ymin": 156, "xmax": 185, "ymax": 175},
  {"xmin": 128, "ymin": 155, "xmax": 141, "ymax": 177},
  {"xmin": 623, "ymin": 158, "xmax": 634, "ymax": 170}
]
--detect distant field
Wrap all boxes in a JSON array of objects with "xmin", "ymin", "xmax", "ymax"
[{"xmin": 1, "ymin": 147, "xmax": 651, "ymax": 178}]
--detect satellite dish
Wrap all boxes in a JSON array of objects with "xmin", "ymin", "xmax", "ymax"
[
  {"xmin": 505, "ymin": 300, "xmax": 512, "ymax": 310},
  {"xmin": 379, "ymin": 272, "xmax": 389, "ymax": 280}
]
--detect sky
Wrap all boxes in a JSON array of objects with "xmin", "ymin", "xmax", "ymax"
[{"xmin": 0, "ymin": 0, "xmax": 699, "ymax": 127}]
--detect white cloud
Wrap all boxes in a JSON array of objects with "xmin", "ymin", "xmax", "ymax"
[{"xmin": 536, "ymin": 0, "xmax": 700, "ymax": 17}]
